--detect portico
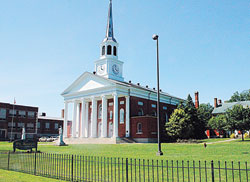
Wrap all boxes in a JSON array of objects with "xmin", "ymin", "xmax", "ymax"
[{"xmin": 63, "ymin": 91, "xmax": 130, "ymax": 140}]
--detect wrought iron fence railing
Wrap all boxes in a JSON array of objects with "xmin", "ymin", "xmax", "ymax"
[{"xmin": 0, "ymin": 151, "xmax": 249, "ymax": 182}]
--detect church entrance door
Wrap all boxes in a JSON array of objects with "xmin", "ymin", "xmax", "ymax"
[
  {"xmin": 98, "ymin": 122, "xmax": 102, "ymax": 137},
  {"xmin": 108, "ymin": 122, "xmax": 113, "ymax": 138}
]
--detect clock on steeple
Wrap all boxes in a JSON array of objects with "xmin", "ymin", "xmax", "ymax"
[{"xmin": 94, "ymin": 0, "xmax": 124, "ymax": 82}]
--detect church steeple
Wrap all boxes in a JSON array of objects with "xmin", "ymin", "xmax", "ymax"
[
  {"xmin": 104, "ymin": 0, "xmax": 117, "ymax": 43},
  {"xmin": 95, "ymin": 0, "xmax": 124, "ymax": 82}
]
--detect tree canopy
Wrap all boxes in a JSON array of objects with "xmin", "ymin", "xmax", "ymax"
[
  {"xmin": 166, "ymin": 94, "xmax": 207, "ymax": 140},
  {"xmin": 225, "ymin": 105, "xmax": 250, "ymax": 140},
  {"xmin": 228, "ymin": 90, "xmax": 250, "ymax": 102}
]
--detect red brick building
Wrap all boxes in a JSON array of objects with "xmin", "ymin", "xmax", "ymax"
[
  {"xmin": 0, "ymin": 102, "xmax": 66, "ymax": 140},
  {"xmin": 0, "ymin": 102, "xmax": 38, "ymax": 140},
  {"xmin": 37, "ymin": 113, "xmax": 64, "ymax": 138}
]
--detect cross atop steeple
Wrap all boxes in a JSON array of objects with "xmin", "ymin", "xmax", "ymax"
[{"xmin": 104, "ymin": 0, "xmax": 117, "ymax": 42}]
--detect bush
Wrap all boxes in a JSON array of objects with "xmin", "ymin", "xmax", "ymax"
[
  {"xmin": 244, "ymin": 133, "xmax": 249, "ymax": 139},
  {"xmin": 230, "ymin": 133, "xmax": 235, "ymax": 139}
]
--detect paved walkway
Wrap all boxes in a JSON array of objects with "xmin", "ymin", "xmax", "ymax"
[{"xmin": 206, "ymin": 138, "xmax": 236, "ymax": 144}]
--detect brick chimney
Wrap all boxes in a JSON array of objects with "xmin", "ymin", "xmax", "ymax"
[
  {"xmin": 214, "ymin": 98, "xmax": 218, "ymax": 108},
  {"xmin": 195, "ymin": 92, "xmax": 199, "ymax": 108},
  {"xmin": 61, "ymin": 109, "xmax": 64, "ymax": 118},
  {"xmin": 218, "ymin": 99, "xmax": 222, "ymax": 106}
]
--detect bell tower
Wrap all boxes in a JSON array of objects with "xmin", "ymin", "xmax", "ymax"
[{"xmin": 95, "ymin": 0, "xmax": 124, "ymax": 82}]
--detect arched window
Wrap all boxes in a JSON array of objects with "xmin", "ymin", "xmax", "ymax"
[
  {"xmin": 165, "ymin": 113, "xmax": 169, "ymax": 123},
  {"xmin": 120, "ymin": 108, "xmax": 124, "ymax": 124},
  {"xmin": 113, "ymin": 46, "xmax": 117, "ymax": 56},
  {"xmin": 138, "ymin": 109, "xmax": 144, "ymax": 116},
  {"xmin": 107, "ymin": 45, "xmax": 112, "ymax": 55},
  {"xmin": 102, "ymin": 46, "xmax": 105, "ymax": 55},
  {"xmin": 152, "ymin": 110, "xmax": 157, "ymax": 117},
  {"xmin": 98, "ymin": 104, "xmax": 102, "ymax": 119},
  {"xmin": 137, "ymin": 123, "xmax": 142, "ymax": 133}
]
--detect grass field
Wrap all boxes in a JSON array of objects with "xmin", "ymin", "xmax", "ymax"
[
  {"xmin": 0, "ymin": 138, "xmax": 249, "ymax": 182},
  {"xmin": 0, "ymin": 138, "xmax": 249, "ymax": 162},
  {"xmin": 0, "ymin": 169, "xmax": 63, "ymax": 182}
]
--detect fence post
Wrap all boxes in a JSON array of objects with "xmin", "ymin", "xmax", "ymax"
[
  {"xmin": 7, "ymin": 151, "xmax": 10, "ymax": 170},
  {"xmin": 126, "ymin": 158, "xmax": 128, "ymax": 182},
  {"xmin": 211, "ymin": 160, "xmax": 215, "ymax": 182},
  {"xmin": 71, "ymin": 155, "xmax": 74, "ymax": 182},
  {"xmin": 34, "ymin": 152, "xmax": 37, "ymax": 175}
]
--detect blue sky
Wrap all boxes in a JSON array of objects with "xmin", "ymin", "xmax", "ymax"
[{"xmin": 0, "ymin": 0, "xmax": 249, "ymax": 117}]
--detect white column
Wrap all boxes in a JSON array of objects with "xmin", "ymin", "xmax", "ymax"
[
  {"xmin": 125, "ymin": 96, "xmax": 130, "ymax": 137},
  {"xmin": 72, "ymin": 101, "xmax": 77, "ymax": 138},
  {"xmin": 76, "ymin": 102, "xmax": 80, "ymax": 137},
  {"xmin": 91, "ymin": 97, "xmax": 97, "ymax": 137},
  {"xmin": 63, "ymin": 101, "xmax": 68, "ymax": 138},
  {"xmin": 85, "ymin": 102, "xmax": 89, "ymax": 137},
  {"xmin": 113, "ymin": 93, "xmax": 119, "ymax": 138},
  {"xmin": 81, "ymin": 99, "xmax": 86, "ymax": 138},
  {"xmin": 101, "ymin": 95, "xmax": 107, "ymax": 137}
]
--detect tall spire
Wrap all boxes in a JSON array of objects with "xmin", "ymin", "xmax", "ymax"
[{"xmin": 104, "ymin": 0, "xmax": 117, "ymax": 42}]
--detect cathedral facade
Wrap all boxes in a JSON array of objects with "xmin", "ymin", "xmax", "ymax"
[{"xmin": 61, "ymin": 0, "xmax": 184, "ymax": 143}]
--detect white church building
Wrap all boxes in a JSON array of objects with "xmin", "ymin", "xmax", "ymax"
[{"xmin": 61, "ymin": 0, "xmax": 184, "ymax": 144}]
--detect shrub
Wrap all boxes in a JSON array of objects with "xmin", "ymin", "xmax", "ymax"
[
  {"xmin": 230, "ymin": 133, "xmax": 235, "ymax": 139},
  {"xmin": 244, "ymin": 133, "xmax": 249, "ymax": 139}
]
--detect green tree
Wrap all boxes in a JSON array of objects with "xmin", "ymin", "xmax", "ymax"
[
  {"xmin": 197, "ymin": 103, "xmax": 213, "ymax": 129},
  {"xmin": 229, "ymin": 90, "xmax": 250, "ymax": 102},
  {"xmin": 184, "ymin": 95, "xmax": 207, "ymax": 139},
  {"xmin": 165, "ymin": 108, "xmax": 194, "ymax": 140},
  {"xmin": 166, "ymin": 94, "xmax": 207, "ymax": 140},
  {"xmin": 208, "ymin": 115, "xmax": 227, "ymax": 135},
  {"xmin": 226, "ymin": 105, "xmax": 250, "ymax": 141}
]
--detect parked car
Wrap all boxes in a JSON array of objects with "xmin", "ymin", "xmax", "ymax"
[{"xmin": 39, "ymin": 137, "xmax": 48, "ymax": 142}]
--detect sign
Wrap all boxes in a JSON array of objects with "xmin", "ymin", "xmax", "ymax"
[{"xmin": 13, "ymin": 139, "xmax": 38, "ymax": 152}]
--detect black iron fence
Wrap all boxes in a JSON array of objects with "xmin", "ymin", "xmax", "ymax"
[{"xmin": 0, "ymin": 151, "xmax": 249, "ymax": 182}]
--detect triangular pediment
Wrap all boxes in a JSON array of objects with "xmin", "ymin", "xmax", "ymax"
[{"xmin": 61, "ymin": 72, "xmax": 115, "ymax": 96}]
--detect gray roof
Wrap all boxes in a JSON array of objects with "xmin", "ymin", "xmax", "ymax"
[
  {"xmin": 92, "ymin": 72, "xmax": 184, "ymax": 102},
  {"xmin": 212, "ymin": 101, "xmax": 250, "ymax": 114}
]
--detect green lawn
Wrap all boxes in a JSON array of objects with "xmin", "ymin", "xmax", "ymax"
[
  {"xmin": 0, "ymin": 138, "xmax": 249, "ymax": 162},
  {"xmin": 0, "ymin": 139, "xmax": 249, "ymax": 182},
  {"xmin": 0, "ymin": 169, "xmax": 64, "ymax": 182}
]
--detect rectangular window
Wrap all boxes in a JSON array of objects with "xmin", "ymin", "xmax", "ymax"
[
  {"xmin": 55, "ymin": 123, "xmax": 59, "ymax": 129},
  {"xmin": 28, "ymin": 111, "xmax": 35, "ymax": 118},
  {"xmin": 45, "ymin": 123, "xmax": 50, "ymax": 129},
  {"xmin": 137, "ymin": 123, "xmax": 142, "ymax": 134},
  {"xmin": 9, "ymin": 109, "xmax": 17, "ymax": 117},
  {"xmin": 17, "ymin": 123, "xmax": 24, "ymax": 128},
  {"xmin": 27, "ymin": 123, "xmax": 34, "ymax": 128},
  {"xmin": 8, "ymin": 122, "xmax": 16, "ymax": 127},
  {"xmin": 0, "ymin": 108, "xmax": 6, "ymax": 119},
  {"xmin": 18, "ymin": 110, "xmax": 26, "ymax": 118},
  {"xmin": 151, "ymin": 104, "xmax": 156, "ymax": 108},
  {"xmin": 109, "ymin": 102, "xmax": 113, "ymax": 106},
  {"xmin": 163, "ymin": 106, "xmax": 167, "ymax": 110},
  {"xmin": 120, "ymin": 101, "xmax": 124, "ymax": 105},
  {"xmin": 138, "ymin": 101, "xmax": 143, "ymax": 106},
  {"xmin": 109, "ymin": 111, "xmax": 113, "ymax": 120},
  {"xmin": 37, "ymin": 122, "xmax": 40, "ymax": 129}
]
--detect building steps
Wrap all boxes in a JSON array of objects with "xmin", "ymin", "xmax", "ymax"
[
  {"xmin": 55, "ymin": 137, "xmax": 137, "ymax": 145},
  {"xmin": 60, "ymin": 137, "xmax": 117, "ymax": 144}
]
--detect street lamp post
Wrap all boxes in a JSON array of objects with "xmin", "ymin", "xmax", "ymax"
[{"xmin": 152, "ymin": 34, "xmax": 163, "ymax": 156}]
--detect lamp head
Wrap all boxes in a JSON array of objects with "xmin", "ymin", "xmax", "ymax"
[{"xmin": 152, "ymin": 34, "xmax": 159, "ymax": 40}]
